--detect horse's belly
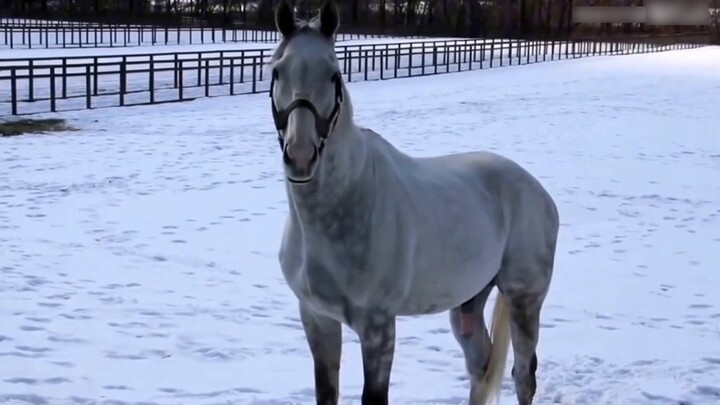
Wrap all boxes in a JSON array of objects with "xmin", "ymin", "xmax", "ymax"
[
  {"xmin": 397, "ymin": 257, "xmax": 501, "ymax": 316},
  {"xmin": 395, "ymin": 210, "xmax": 507, "ymax": 316}
]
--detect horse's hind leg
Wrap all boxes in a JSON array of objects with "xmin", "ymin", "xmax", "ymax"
[
  {"xmin": 505, "ymin": 292, "xmax": 546, "ymax": 405},
  {"xmin": 496, "ymin": 253, "xmax": 555, "ymax": 405},
  {"xmin": 449, "ymin": 283, "xmax": 497, "ymax": 405},
  {"xmin": 299, "ymin": 302, "xmax": 342, "ymax": 405}
]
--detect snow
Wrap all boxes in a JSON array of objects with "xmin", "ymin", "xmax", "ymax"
[{"xmin": 1, "ymin": 45, "xmax": 720, "ymax": 405}]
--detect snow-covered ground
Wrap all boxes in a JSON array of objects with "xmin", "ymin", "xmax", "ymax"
[{"xmin": 1, "ymin": 46, "xmax": 719, "ymax": 404}]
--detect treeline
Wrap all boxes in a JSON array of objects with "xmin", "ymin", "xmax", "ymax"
[{"xmin": 2, "ymin": 0, "xmax": 717, "ymax": 39}]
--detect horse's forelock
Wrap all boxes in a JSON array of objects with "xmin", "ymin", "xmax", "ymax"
[{"xmin": 268, "ymin": 24, "xmax": 335, "ymax": 74}]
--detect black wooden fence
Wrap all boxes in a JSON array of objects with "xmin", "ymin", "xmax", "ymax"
[
  {"xmin": 0, "ymin": 37, "xmax": 705, "ymax": 116},
  {"xmin": 1, "ymin": 22, "xmax": 409, "ymax": 48}
]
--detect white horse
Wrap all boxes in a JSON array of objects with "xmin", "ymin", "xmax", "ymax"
[{"xmin": 269, "ymin": 2, "xmax": 559, "ymax": 404}]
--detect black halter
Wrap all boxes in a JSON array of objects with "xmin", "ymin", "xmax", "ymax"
[{"xmin": 269, "ymin": 69, "xmax": 344, "ymax": 153}]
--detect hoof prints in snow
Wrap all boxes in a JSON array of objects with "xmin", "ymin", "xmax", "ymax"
[{"xmin": 0, "ymin": 48, "xmax": 719, "ymax": 404}]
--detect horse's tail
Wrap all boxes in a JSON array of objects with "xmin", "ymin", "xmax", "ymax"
[{"xmin": 475, "ymin": 290, "xmax": 512, "ymax": 405}]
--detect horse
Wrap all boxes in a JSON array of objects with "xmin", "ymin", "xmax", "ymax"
[{"xmin": 268, "ymin": 2, "xmax": 559, "ymax": 404}]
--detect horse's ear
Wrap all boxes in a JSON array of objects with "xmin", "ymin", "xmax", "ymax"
[
  {"xmin": 319, "ymin": 0, "xmax": 339, "ymax": 39},
  {"xmin": 275, "ymin": 0, "xmax": 296, "ymax": 38}
]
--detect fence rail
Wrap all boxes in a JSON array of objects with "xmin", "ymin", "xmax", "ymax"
[{"xmin": 0, "ymin": 37, "xmax": 705, "ymax": 116}]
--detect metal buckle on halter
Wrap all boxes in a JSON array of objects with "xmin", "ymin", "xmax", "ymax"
[{"xmin": 269, "ymin": 71, "xmax": 344, "ymax": 152}]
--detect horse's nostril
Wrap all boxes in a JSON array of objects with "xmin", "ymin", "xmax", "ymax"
[
  {"xmin": 284, "ymin": 143, "xmax": 318, "ymax": 171},
  {"xmin": 282, "ymin": 147, "xmax": 293, "ymax": 166}
]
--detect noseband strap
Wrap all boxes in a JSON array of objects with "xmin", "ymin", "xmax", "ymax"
[{"xmin": 269, "ymin": 71, "xmax": 344, "ymax": 153}]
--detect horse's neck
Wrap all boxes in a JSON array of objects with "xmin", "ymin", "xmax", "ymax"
[{"xmin": 287, "ymin": 123, "xmax": 375, "ymax": 226}]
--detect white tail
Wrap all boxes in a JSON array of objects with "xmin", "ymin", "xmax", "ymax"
[{"xmin": 473, "ymin": 291, "xmax": 512, "ymax": 405}]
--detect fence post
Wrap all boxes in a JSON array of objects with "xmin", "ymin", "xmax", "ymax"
[
  {"xmin": 150, "ymin": 55, "xmax": 155, "ymax": 104},
  {"xmin": 62, "ymin": 58, "xmax": 68, "ymax": 99},
  {"xmin": 230, "ymin": 58, "xmax": 235, "ymax": 95},
  {"xmin": 173, "ymin": 53, "xmax": 179, "ymax": 88},
  {"xmin": 365, "ymin": 49, "xmax": 370, "ymax": 80},
  {"xmin": 380, "ymin": 49, "xmax": 385, "ymax": 80},
  {"xmin": 526, "ymin": 41, "xmax": 531, "ymax": 64},
  {"xmin": 10, "ymin": 68, "xmax": 18, "ymax": 115},
  {"xmin": 240, "ymin": 52, "xmax": 245, "ymax": 83},
  {"xmin": 507, "ymin": 39, "xmax": 512, "ymax": 66},
  {"xmin": 456, "ymin": 42, "xmax": 462, "ymax": 71},
  {"xmin": 468, "ymin": 41, "xmax": 473, "ymax": 70},
  {"xmin": 252, "ymin": 56, "xmax": 257, "ymax": 93},
  {"xmin": 444, "ymin": 42, "xmax": 450, "ymax": 72},
  {"xmin": 518, "ymin": 40, "xmax": 523, "ymax": 64},
  {"xmin": 393, "ymin": 47, "xmax": 399, "ymax": 78},
  {"xmin": 348, "ymin": 50, "xmax": 353, "ymax": 82},
  {"xmin": 197, "ymin": 52, "xmax": 202, "ymax": 87},
  {"xmin": 219, "ymin": 51, "xmax": 225, "ymax": 85},
  {"xmin": 490, "ymin": 40, "xmax": 495, "ymax": 68},
  {"xmin": 205, "ymin": 59, "xmax": 211, "ymax": 97},
  {"xmin": 120, "ymin": 58, "xmax": 126, "ymax": 106},
  {"xmin": 28, "ymin": 59, "xmax": 35, "ymax": 102},
  {"xmin": 408, "ymin": 44, "xmax": 413, "ymax": 76},
  {"xmin": 50, "ymin": 67, "xmax": 57, "ymax": 113},
  {"xmin": 87, "ymin": 56, "xmax": 96, "ymax": 97},
  {"xmin": 85, "ymin": 65, "xmax": 92, "ymax": 109},
  {"xmin": 178, "ymin": 60, "xmax": 184, "ymax": 100}
]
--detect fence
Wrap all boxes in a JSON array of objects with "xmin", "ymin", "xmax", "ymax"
[
  {"xmin": 1, "ymin": 23, "xmax": 411, "ymax": 49},
  {"xmin": 0, "ymin": 37, "xmax": 705, "ymax": 116}
]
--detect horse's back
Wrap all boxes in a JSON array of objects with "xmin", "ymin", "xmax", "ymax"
[
  {"xmin": 442, "ymin": 149, "xmax": 557, "ymax": 227},
  {"xmin": 368, "ymin": 130, "xmax": 558, "ymax": 243}
]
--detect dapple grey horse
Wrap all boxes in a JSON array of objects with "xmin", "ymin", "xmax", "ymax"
[{"xmin": 268, "ymin": 2, "xmax": 559, "ymax": 404}]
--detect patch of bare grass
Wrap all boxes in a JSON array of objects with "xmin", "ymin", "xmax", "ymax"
[{"xmin": 0, "ymin": 118, "xmax": 77, "ymax": 137}]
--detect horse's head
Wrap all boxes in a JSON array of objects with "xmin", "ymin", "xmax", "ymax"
[{"xmin": 269, "ymin": 0, "xmax": 344, "ymax": 185}]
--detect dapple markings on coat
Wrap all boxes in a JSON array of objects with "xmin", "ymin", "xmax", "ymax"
[{"xmin": 268, "ymin": 2, "xmax": 560, "ymax": 404}]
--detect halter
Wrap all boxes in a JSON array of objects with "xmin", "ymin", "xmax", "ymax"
[{"xmin": 269, "ymin": 69, "xmax": 344, "ymax": 153}]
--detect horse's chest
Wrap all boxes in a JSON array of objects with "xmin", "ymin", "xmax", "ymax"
[
  {"xmin": 280, "ymin": 239, "xmax": 363, "ymax": 321},
  {"xmin": 284, "ymin": 257, "xmax": 357, "ymax": 323},
  {"xmin": 280, "ymin": 198, "xmax": 379, "ymax": 322}
]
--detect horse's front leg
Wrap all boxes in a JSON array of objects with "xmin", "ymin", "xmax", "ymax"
[
  {"xmin": 356, "ymin": 313, "xmax": 396, "ymax": 405},
  {"xmin": 299, "ymin": 302, "xmax": 342, "ymax": 405}
]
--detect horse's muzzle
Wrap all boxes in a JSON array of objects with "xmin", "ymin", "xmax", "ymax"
[{"xmin": 283, "ymin": 142, "xmax": 319, "ymax": 183}]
